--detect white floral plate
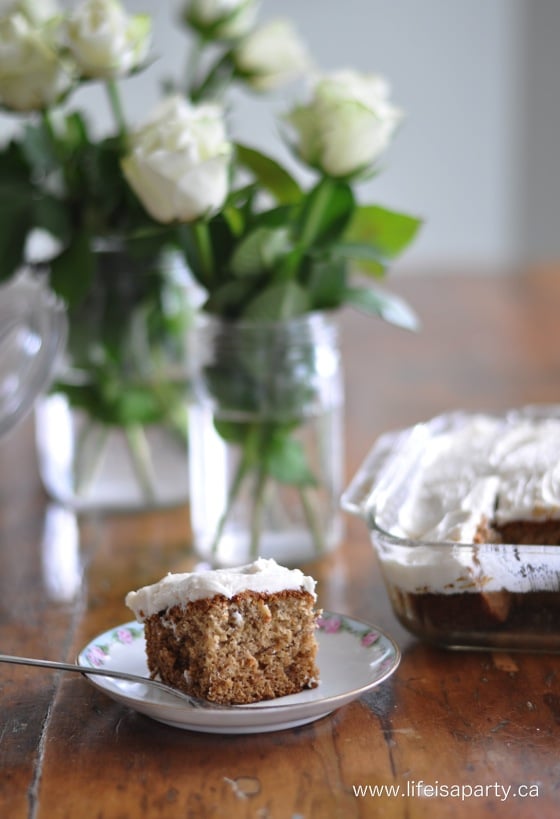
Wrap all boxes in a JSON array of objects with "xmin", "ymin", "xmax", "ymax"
[{"xmin": 77, "ymin": 612, "xmax": 400, "ymax": 734}]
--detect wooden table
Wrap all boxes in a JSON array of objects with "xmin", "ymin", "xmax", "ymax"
[{"xmin": 2, "ymin": 268, "xmax": 560, "ymax": 818}]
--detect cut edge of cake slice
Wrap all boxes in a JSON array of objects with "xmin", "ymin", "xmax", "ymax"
[{"xmin": 125, "ymin": 558, "xmax": 321, "ymax": 705}]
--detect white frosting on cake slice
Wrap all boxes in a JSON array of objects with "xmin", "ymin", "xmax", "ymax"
[{"xmin": 126, "ymin": 557, "xmax": 317, "ymax": 620}]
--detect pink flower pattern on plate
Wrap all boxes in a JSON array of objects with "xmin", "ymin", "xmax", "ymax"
[
  {"xmin": 83, "ymin": 626, "xmax": 142, "ymax": 668},
  {"xmin": 317, "ymin": 615, "xmax": 342, "ymax": 633},
  {"xmin": 85, "ymin": 645, "xmax": 107, "ymax": 667},
  {"xmin": 317, "ymin": 614, "xmax": 381, "ymax": 647}
]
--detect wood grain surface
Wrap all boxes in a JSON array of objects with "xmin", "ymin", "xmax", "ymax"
[{"xmin": 1, "ymin": 268, "xmax": 560, "ymax": 818}]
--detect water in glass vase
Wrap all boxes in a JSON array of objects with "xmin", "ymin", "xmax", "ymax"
[
  {"xmin": 36, "ymin": 392, "xmax": 190, "ymax": 511},
  {"xmin": 34, "ymin": 243, "xmax": 199, "ymax": 512},
  {"xmin": 189, "ymin": 390, "xmax": 344, "ymax": 566}
]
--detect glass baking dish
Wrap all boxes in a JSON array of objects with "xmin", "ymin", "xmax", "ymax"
[{"xmin": 341, "ymin": 406, "xmax": 560, "ymax": 651}]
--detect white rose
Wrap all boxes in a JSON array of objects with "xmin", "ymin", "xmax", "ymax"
[
  {"xmin": 184, "ymin": 0, "xmax": 259, "ymax": 41},
  {"xmin": 287, "ymin": 69, "xmax": 403, "ymax": 178},
  {"xmin": 233, "ymin": 18, "xmax": 309, "ymax": 91},
  {"xmin": 122, "ymin": 96, "xmax": 232, "ymax": 224},
  {"xmin": 0, "ymin": 13, "xmax": 73, "ymax": 111},
  {"xmin": 65, "ymin": 0, "xmax": 151, "ymax": 79},
  {"xmin": 0, "ymin": 0, "xmax": 59, "ymax": 25}
]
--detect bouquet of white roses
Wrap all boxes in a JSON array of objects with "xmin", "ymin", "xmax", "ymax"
[
  {"xmin": 0, "ymin": 0, "xmax": 420, "ymax": 322},
  {"xmin": 0, "ymin": 0, "xmax": 421, "ymax": 519}
]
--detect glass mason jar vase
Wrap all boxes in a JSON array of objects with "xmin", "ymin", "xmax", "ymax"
[
  {"xmin": 188, "ymin": 311, "xmax": 345, "ymax": 567},
  {"xmin": 34, "ymin": 241, "xmax": 199, "ymax": 511}
]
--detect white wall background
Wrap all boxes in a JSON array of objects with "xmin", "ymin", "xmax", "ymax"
[
  {"xmin": 516, "ymin": 1, "xmax": 560, "ymax": 264},
  {"xmin": 4, "ymin": 0, "xmax": 559, "ymax": 272},
  {"xmin": 234, "ymin": 0, "xmax": 524, "ymax": 273}
]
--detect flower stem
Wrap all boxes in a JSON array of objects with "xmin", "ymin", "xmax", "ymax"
[
  {"xmin": 299, "ymin": 176, "xmax": 336, "ymax": 248},
  {"xmin": 105, "ymin": 79, "xmax": 128, "ymax": 148},
  {"xmin": 185, "ymin": 34, "xmax": 203, "ymax": 98},
  {"xmin": 41, "ymin": 110, "xmax": 68, "ymax": 178},
  {"xmin": 210, "ymin": 443, "xmax": 251, "ymax": 558},
  {"xmin": 41, "ymin": 110, "xmax": 59, "ymax": 152},
  {"xmin": 191, "ymin": 52, "xmax": 234, "ymax": 103},
  {"xmin": 299, "ymin": 486, "xmax": 326, "ymax": 554},
  {"xmin": 193, "ymin": 220, "xmax": 215, "ymax": 285},
  {"xmin": 250, "ymin": 466, "xmax": 268, "ymax": 560},
  {"xmin": 74, "ymin": 420, "xmax": 110, "ymax": 495},
  {"xmin": 125, "ymin": 424, "xmax": 157, "ymax": 502},
  {"xmin": 281, "ymin": 176, "xmax": 336, "ymax": 280}
]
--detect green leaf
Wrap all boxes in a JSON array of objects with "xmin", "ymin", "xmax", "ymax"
[
  {"xmin": 204, "ymin": 279, "xmax": 258, "ymax": 317},
  {"xmin": 230, "ymin": 226, "xmax": 292, "ymax": 278},
  {"xmin": 191, "ymin": 52, "xmax": 235, "ymax": 102},
  {"xmin": 307, "ymin": 257, "xmax": 348, "ymax": 310},
  {"xmin": 251, "ymin": 205, "xmax": 295, "ymax": 230},
  {"xmin": 0, "ymin": 218, "xmax": 28, "ymax": 279},
  {"xmin": 344, "ymin": 285, "xmax": 420, "ymax": 331},
  {"xmin": 329, "ymin": 240, "xmax": 387, "ymax": 267},
  {"xmin": 235, "ymin": 143, "xmax": 303, "ymax": 205},
  {"xmin": 32, "ymin": 195, "xmax": 72, "ymax": 245},
  {"xmin": 226, "ymin": 183, "xmax": 258, "ymax": 225},
  {"xmin": 0, "ymin": 184, "xmax": 33, "ymax": 280},
  {"xmin": 111, "ymin": 388, "xmax": 163, "ymax": 426},
  {"xmin": 297, "ymin": 178, "xmax": 355, "ymax": 249},
  {"xmin": 0, "ymin": 140, "xmax": 32, "ymax": 183},
  {"xmin": 243, "ymin": 281, "xmax": 309, "ymax": 321},
  {"xmin": 207, "ymin": 214, "xmax": 237, "ymax": 279},
  {"xmin": 55, "ymin": 381, "xmax": 174, "ymax": 426},
  {"xmin": 49, "ymin": 232, "xmax": 95, "ymax": 306},
  {"xmin": 21, "ymin": 120, "xmax": 59, "ymax": 176},
  {"xmin": 214, "ymin": 419, "xmax": 248, "ymax": 445},
  {"xmin": 222, "ymin": 205, "xmax": 244, "ymax": 237},
  {"xmin": 266, "ymin": 433, "xmax": 317, "ymax": 487},
  {"xmin": 344, "ymin": 205, "xmax": 422, "ymax": 273},
  {"xmin": 79, "ymin": 138, "xmax": 127, "ymax": 223},
  {"xmin": 181, "ymin": 215, "xmax": 236, "ymax": 287},
  {"xmin": 61, "ymin": 111, "xmax": 90, "ymax": 151}
]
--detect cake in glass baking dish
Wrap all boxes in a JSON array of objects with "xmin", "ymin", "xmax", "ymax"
[
  {"xmin": 342, "ymin": 406, "xmax": 560, "ymax": 650},
  {"xmin": 125, "ymin": 558, "xmax": 320, "ymax": 704}
]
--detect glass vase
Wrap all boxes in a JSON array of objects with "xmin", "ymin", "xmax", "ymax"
[
  {"xmin": 34, "ymin": 241, "xmax": 199, "ymax": 511},
  {"xmin": 188, "ymin": 311, "xmax": 345, "ymax": 567}
]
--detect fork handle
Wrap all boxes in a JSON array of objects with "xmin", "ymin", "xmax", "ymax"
[
  {"xmin": 0, "ymin": 653, "xmax": 257, "ymax": 710},
  {"xmin": 0, "ymin": 652, "xmax": 146, "ymax": 681},
  {"xmin": 0, "ymin": 653, "xmax": 198, "ymax": 705}
]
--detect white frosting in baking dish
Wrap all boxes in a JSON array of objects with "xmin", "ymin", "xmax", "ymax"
[
  {"xmin": 395, "ymin": 415, "xmax": 560, "ymax": 542},
  {"xmin": 125, "ymin": 558, "xmax": 317, "ymax": 619},
  {"xmin": 373, "ymin": 412, "xmax": 560, "ymax": 594}
]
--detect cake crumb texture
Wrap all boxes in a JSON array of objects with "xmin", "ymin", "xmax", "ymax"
[{"xmin": 144, "ymin": 589, "xmax": 319, "ymax": 705}]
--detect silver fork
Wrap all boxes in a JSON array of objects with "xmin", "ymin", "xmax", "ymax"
[{"xmin": 0, "ymin": 653, "xmax": 225, "ymax": 709}]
